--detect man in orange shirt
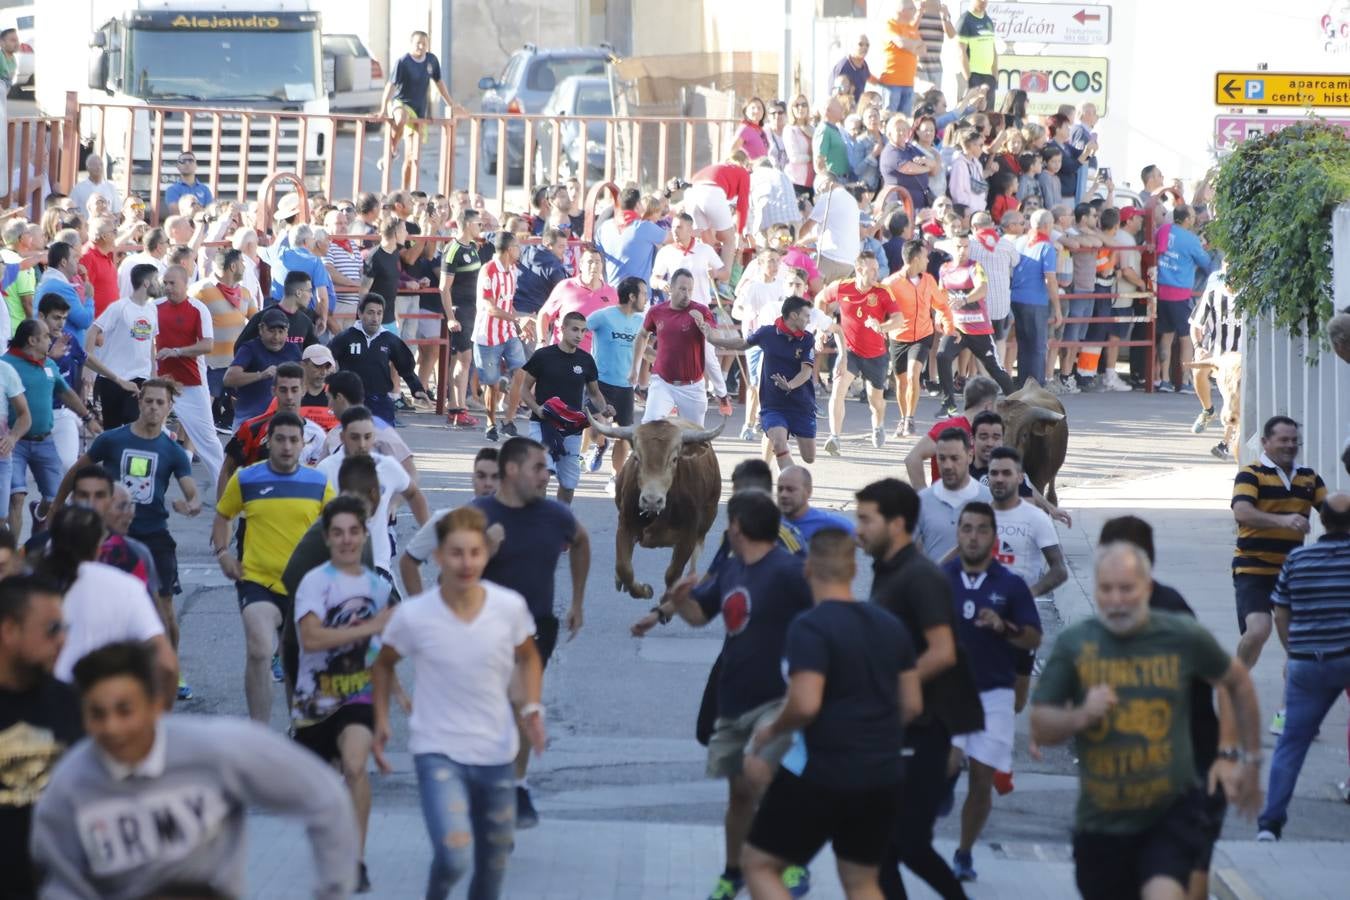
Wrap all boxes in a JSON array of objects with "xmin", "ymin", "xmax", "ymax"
[
  {"xmin": 883, "ymin": 239, "xmax": 951, "ymax": 437},
  {"xmin": 817, "ymin": 252, "xmax": 905, "ymax": 456},
  {"xmin": 880, "ymin": 0, "xmax": 925, "ymax": 115}
]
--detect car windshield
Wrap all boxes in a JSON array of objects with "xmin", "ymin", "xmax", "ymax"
[
  {"xmin": 524, "ymin": 57, "xmax": 607, "ymax": 93},
  {"xmin": 126, "ymin": 28, "xmax": 319, "ymax": 102},
  {"xmin": 575, "ymin": 86, "xmax": 611, "ymax": 117}
]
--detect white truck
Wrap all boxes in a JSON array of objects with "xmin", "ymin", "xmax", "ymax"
[{"xmin": 35, "ymin": 0, "xmax": 328, "ymax": 202}]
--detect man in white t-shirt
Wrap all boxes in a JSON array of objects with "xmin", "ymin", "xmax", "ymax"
[
  {"xmin": 731, "ymin": 246, "xmax": 787, "ymax": 441},
  {"xmin": 315, "ymin": 405, "xmax": 430, "ymax": 575},
  {"xmin": 799, "ymin": 175, "xmax": 861, "ymax": 283},
  {"xmin": 88, "ymin": 262, "xmax": 161, "ymax": 429},
  {"xmin": 651, "ymin": 213, "xmax": 727, "ymax": 306},
  {"xmin": 0, "ymin": 357, "xmax": 29, "ymax": 531},
  {"xmin": 397, "ymin": 447, "xmax": 499, "ymax": 596}
]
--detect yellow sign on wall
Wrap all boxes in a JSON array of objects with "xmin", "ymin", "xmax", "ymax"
[{"xmin": 1215, "ymin": 72, "xmax": 1350, "ymax": 108}]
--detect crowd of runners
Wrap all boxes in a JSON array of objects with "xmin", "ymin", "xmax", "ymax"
[{"xmin": 0, "ymin": 6, "xmax": 1348, "ymax": 900}]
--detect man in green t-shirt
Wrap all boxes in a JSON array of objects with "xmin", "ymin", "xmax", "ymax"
[
  {"xmin": 1031, "ymin": 542, "xmax": 1263, "ymax": 900},
  {"xmin": 0, "ymin": 219, "xmax": 34, "ymax": 337},
  {"xmin": 812, "ymin": 97, "xmax": 851, "ymax": 179},
  {"xmin": 0, "ymin": 28, "xmax": 17, "ymax": 93},
  {"xmin": 956, "ymin": 0, "xmax": 999, "ymax": 103}
]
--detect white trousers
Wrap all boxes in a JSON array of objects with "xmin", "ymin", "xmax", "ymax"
[
  {"xmin": 174, "ymin": 384, "xmax": 225, "ymax": 494},
  {"xmin": 643, "ymin": 374, "xmax": 708, "ymax": 425},
  {"xmin": 52, "ymin": 408, "xmax": 81, "ymax": 474},
  {"xmin": 703, "ymin": 340, "xmax": 728, "ymax": 397}
]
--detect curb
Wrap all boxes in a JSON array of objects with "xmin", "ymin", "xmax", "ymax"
[{"xmin": 1211, "ymin": 866, "xmax": 1263, "ymax": 900}]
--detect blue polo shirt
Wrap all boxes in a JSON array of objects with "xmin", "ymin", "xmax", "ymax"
[
  {"xmin": 51, "ymin": 326, "xmax": 86, "ymax": 411},
  {"xmin": 944, "ymin": 558, "xmax": 1040, "ymax": 691},
  {"xmin": 1009, "ymin": 238, "xmax": 1057, "ymax": 306},
  {"xmin": 2, "ymin": 350, "xmax": 68, "ymax": 435},
  {"xmin": 165, "ymin": 180, "xmax": 213, "ymax": 210},
  {"xmin": 269, "ymin": 246, "xmax": 335, "ymax": 308},
  {"xmin": 788, "ymin": 506, "xmax": 856, "ymax": 543},
  {"xmin": 747, "ymin": 322, "xmax": 815, "ymax": 413},
  {"xmin": 596, "ymin": 218, "xmax": 666, "ymax": 287}
]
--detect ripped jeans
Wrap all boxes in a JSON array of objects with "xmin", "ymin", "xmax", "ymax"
[{"xmin": 414, "ymin": 754, "xmax": 517, "ymax": 900}]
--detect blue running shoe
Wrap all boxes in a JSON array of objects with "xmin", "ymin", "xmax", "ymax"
[
  {"xmin": 708, "ymin": 873, "xmax": 744, "ymax": 899},
  {"xmin": 952, "ymin": 849, "xmax": 977, "ymax": 882},
  {"xmin": 271, "ymin": 654, "xmax": 284, "ymax": 683},
  {"xmin": 782, "ymin": 865, "xmax": 811, "ymax": 897}
]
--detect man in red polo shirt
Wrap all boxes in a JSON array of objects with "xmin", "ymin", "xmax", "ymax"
[
  {"xmin": 818, "ymin": 252, "xmax": 904, "ymax": 456},
  {"xmin": 81, "ymin": 216, "xmax": 120, "ymax": 316},
  {"xmin": 154, "ymin": 265, "xmax": 224, "ymax": 495},
  {"xmin": 641, "ymin": 269, "xmax": 717, "ymax": 426}
]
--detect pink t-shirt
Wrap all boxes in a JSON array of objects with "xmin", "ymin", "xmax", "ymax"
[
  {"xmin": 736, "ymin": 123, "xmax": 769, "ymax": 160},
  {"xmin": 540, "ymin": 277, "xmax": 618, "ymax": 352},
  {"xmin": 781, "ymin": 248, "xmax": 821, "ymax": 289}
]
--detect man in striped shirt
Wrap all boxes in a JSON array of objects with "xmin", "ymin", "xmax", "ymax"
[
  {"xmin": 1232, "ymin": 415, "xmax": 1327, "ymax": 734},
  {"xmin": 473, "ymin": 231, "xmax": 529, "ymax": 442},
  {"xmin": 1256, "ymin": 493, "xmax": 1350, "ymax": 841},
  {"xmin": 1190, "ymin": 266, "xmax": 1243, "ymax": 459}
]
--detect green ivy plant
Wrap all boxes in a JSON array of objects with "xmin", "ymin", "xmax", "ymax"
[{"xmin": 1212, "ymin": 120, "xmax": 1350, "ymax": 346}]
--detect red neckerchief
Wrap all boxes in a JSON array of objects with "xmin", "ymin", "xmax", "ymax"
[
  {"xmin": 215, "ymin": 280, "xmax": 244, "ymax": 309},
  {"xmin": 922, "ymin": 221, "xmax": 944, "ymax": 237},
  {"xmin": 1027, "ymin": 231, "xmax": 1052, "ymax": 248},
  {"xmin": 333, "ymin": 238, "xmax": 356, "ymax": 252},
  {"xmin": 775, "ymin": 317, "xmax": 806, "ymax": 338},
  {"xmin": 974, "ymin": 227, "xmax": 999, "ymax": 252},
  {"xmin": 617, "ymin": 210, "xmax": 641, "ymax": 232},
  {"xmin": 677, "ymin": 237, "xmax": 697, "ymax": 255},
  {"xmin": 6, "ymin": 348, "xmax": 46, "ymax": 366}
]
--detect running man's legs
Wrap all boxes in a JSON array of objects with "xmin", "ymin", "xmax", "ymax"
[
  {"xmin": 238, "ymin": 589, "xmax": 283, "ymax": 723},
  {"xmin": 338, "ymin": 722, "xmax": 375, "ymax": 856},
  {"xmin": 175, "ymin": 385, "xmax": 225, "ymax": 493}
]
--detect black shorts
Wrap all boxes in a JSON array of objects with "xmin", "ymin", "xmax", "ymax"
[
  {"xmin": 598, "ymin": 382, "xmax": 635, "ymax": 427},
  {"xmin": 236, "ymin": 580, "xmax": 290, "ymax": 616},
  {"xmin": 991, "ymin": 313, "xmax": 1013, "ymax": 342},
  {"xmin": 748, "ymin": 770, "xmax": 900, "ymax": 867},
  {"xmin": 845, "ymin": 350, "xmax": 889, "ymax": 391},
  {"xmin": 294, "ymin": 703, "xmax": 374, "ymax": 763},
  {"xmin": 1014, "ymin": 647, "xmax": 1036, "ymax": 677},
  {"xmin": 96, "ymin": 376, "xmax": 144, "ymax": 430},
  {"xmin": 1194, "ymin": 786, "xmax": 1227, "ymax": 870},
  {"xmin": 1233, "ymin": 572, "xmax": 1278, "ymax": 633},
  {"xmin": 889, "ymin": 334, "xmax": 933, "ymax": 372},
  {"xmin": 1072, "ymin": 789, "xmax": 1210, "ymax": 900},
  {"xmin": 535, "ymin": 614, "xmax": 560, "ymax": 669},
  {"xmin": 450, "ymin": 303, "xmax": 475, "ymax": 354},
  {"xmin": 968, "ymin": 72, "xmax": 998, "ymax": 105},
  {"xmin": 137, "ymin": 530, "xmax": 180, "ymax": 597}
]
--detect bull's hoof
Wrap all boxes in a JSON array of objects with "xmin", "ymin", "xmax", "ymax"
[{"xmin": 629, "ymin": 583, "xmax": 654, "ymax": 599}]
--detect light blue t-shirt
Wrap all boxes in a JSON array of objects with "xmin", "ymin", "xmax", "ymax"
[
  {"xmin": 789, "ymin": 506, "xmax": 856, "ymax": 543},
  {"xmin": 269, "ymin": 246, "xmax": 335, "ymax": 307},
  {"xmin": 1009, "ymin": 239, "xmax": 1057, "ymax": 306},
  {"xmin": 596, "ymin": 219, "xmax": 666, "ymax": 287},
  {"xmin": 586, "ymin": 306, "xmax": 646, "ymax": 387}
]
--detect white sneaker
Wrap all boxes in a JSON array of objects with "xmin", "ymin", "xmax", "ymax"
[
  {"xmin": 1061, "ymin": 376, "xmax": 1081, "ymax": 394},
  {"xmin": 823, "ymin": 435, "xmax": 841, "ymax": 457},
  {"xmin": 1047, "ymin": 379, "xmax": 1070, "ymax": 396},
  {"xmin": 1103, "ymin": 371, "xmax": 1132, "ymax": 392},
  {"xmin": 604, "ymin": 476, "xmax": 617, "ymax": 498},
  {"xmin": 1256, "ymin": 829, "xmax": 1278, "ymax": 842}
]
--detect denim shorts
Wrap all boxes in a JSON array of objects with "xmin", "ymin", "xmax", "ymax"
[
  {"xmin": 473, "ymin": 338, "xmax": 527, "ymax": 386},
  {"xmin": 1061, "ymin": 297, "xmax": 1097, "ymax": 344},
  {"xmin": 527, "ymin": 420, "xmax": 582, "ymax": 489},
  {"xmin": 11, "ymin": 436, "xmax": 64, "ymax": 498}
]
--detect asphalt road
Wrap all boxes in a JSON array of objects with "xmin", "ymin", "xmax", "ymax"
[{"xmin": 144, "ymin": 384, "xmax": 1350, "ymax": 848}]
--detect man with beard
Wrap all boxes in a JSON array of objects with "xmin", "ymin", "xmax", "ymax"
[
  {"xmin": 87, "ymin": 263, "xmax": 162, "ymax": 429},
  {"xmin": 916, "ymin": 428, "xmax": 991, "ymax": 563}
]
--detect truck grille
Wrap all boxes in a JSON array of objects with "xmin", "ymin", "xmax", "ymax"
[{"xmin": 154, "ymin": 111, "xmax": 310, "ymax": 196}]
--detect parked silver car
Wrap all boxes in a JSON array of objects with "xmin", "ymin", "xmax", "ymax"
[{"xmin": 532, "ymin": 76, "xmax": 613, "ymax": 181}]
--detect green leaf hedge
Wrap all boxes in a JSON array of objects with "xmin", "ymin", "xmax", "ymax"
[{"xmin": 1212, "ymin": 120, "xmax": 1350, "ymax": 348}]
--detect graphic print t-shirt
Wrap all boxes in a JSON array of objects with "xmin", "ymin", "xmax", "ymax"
[
  {"xmin": 86, "ymin": 427, "xmax": 192, "ymax": 539},
  {"xmin": 92, "ymin": 298, "xmax": 158, "ymax": 380},
  {"xmin": 292, "ymin": 563, "xmax": 392, "ymax": 727},
  {"xmin": 692, "ymin": 545, "xmax": 813, "ymax": 717},
  {"xmin": 1031, "ymin": 611, "xmax": 1231, "ymax": 835},
  {"xmin": 991, "ymin": 500, "xmax": 1060, "ymax": 589}
]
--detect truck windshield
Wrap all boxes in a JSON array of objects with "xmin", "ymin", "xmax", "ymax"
[{"xmin": 126, "ymin": 29, "xmax": 319, "ymax": 102}]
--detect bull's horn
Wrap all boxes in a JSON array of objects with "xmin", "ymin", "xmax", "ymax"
[
  {"xmin": 1024, "ymin": 406, "xmax": 1065, "ymax": 425},
  {"xmin": 680, "ymin": 418, "xmax": 726, "ymax": 444},
  {"xmin": 586, "ymin": 411, "xmax": 635, "ymax": 442}
]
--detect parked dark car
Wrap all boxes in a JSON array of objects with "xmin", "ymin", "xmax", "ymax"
[{"xmin": 533, "ymin": 76, "xmax": 613, "ymax": 181}]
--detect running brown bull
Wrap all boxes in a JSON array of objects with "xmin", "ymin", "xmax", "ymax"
[
  {"xmin": 587, "ymin": 415, "xmax": 724, "ymax": 599},
  {"xmin": 998, "ymin": 381, "xmax": 1069, "ymax": 505}
]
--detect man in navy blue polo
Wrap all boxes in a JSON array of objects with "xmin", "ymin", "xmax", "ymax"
[{"xmin": 701, "ymin": 295, "xmax": 818, "ymax": 469}]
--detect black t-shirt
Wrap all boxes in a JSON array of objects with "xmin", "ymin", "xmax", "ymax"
[
  {"xmin": 1150, "ymin": 580, "xmax": 1220, "ymax": 774},
  {"xmin": 869, "ymin": 543, "xmax": 984, "ymax": 737},
  {"xmin": 522, "ymin": 344, "xmax": 598, "ymax": 421},
  {"xmin": 693, "ymin": 545, "xmax": 813, "ymax": 717},
  {"xmin": 402, "ymin": 222, "xmax": 442, "ymax": 313},
  {"xmin": 0, "ymin": 677, "xmax": 83, "ymax": 897},
  {"xmin": 301, "ymin": 390, "xmax": 329, "ymax": 408},
  {"xmin": 234, "ymin": 304, "xmax": 318, "ymax": 353},
  {"xmin": 784, "ymin": 600, "xmax": 915, "ymax": 789},
  {"xmin": 362, "ymin": 246, "xmax": 403, "ymax": 325},
  {"xmin": 442, "ymin": 239, "xmax": 489, "ymax": 308}
]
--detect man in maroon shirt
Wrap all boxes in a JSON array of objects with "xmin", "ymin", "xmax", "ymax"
[
  {"xmin": 154, "ymin": 265, "xmax": 224, "ymax": 493},
  {"xmin": 81, "ymin": 216, "xmax": 120, "ymax": 316},
  {"xmin": 641, "ymin": 269, "xmax": 718, "ymax": 426}
]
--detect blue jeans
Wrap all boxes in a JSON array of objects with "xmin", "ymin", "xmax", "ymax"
[
  {"xmin": 1011, "ymin": 301, "xmax": 1050, "ymax": 389},
  {"xmin": 10, "ymin": 436, "xmax": 64, "ymax": 499},
  {"xmin": 1258, "ymin": 654, "xmax": 1350, "ymax": 833},
  {"xmin": 1061, "ymin": 296, "xmax": 1096, "ymax": 345},
  {"xmin": 885, "ymin": 84, "xmax": 914, "ymax": 115},
  {"xmin": 414, "ymin": 754, "xmax": 516, "ymax": 900}
]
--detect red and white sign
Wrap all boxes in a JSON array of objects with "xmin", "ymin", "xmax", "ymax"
[
  {"xmin": 962, "ymin": 2, "xmax": 1112, "ymax": 46},
  {"xmin": 1214, "ymin": 114, "xmax": 1350, "ymax": 149}
]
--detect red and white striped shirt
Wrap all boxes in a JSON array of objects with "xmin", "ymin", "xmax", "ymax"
[{"xmin": 473, "ymin": 258, "xmax": 518, "ymax": 347}]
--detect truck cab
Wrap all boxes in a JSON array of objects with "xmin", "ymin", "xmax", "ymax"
[{"xmin": 41, "ymin": 0, "xmax": 328, "ymax": 202}]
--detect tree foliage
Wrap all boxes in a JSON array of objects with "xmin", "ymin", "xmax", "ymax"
[{"xmin": 1212, "ymin": 121, "xmax": 1350, "ymax": 345}]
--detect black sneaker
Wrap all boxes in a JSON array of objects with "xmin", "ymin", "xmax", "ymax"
[
  {"xmin": 393, "ymin": 393, "xmax": 413, "ymax": 411},
  {"xmin": 501, "ymin": 420, "xmax": 518, "ymax": 437},
  {"xmin": 485, "ymin": 424, "xmax": 500, "ymax": 442},
  {"xmin": 1211, "ymin": 441, "xmax": 1231, "ymax": 460},
  {"xmin": 516, "ymin": 785, "xmax": 539, "ymax": 829},
  {"xmin": 356, "ymin": 862, "xmax": 371, "ymax": 893},
  {"xmin": 938, "ymin": 399, "xmax": 959, "ymax": 418}
]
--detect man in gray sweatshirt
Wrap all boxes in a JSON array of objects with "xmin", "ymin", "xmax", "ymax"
[{"xmin": 29, "ymin": 641, "xmax": 358, "ymax": 899}]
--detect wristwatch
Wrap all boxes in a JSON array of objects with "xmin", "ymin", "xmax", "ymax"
[
  {"xmin": 650, "ymin": 604, "xmax": 672, "ymax": 625},
  {"xmin": 1216, "ymin": 747, "xmax": 1241, "ymax": 762}
]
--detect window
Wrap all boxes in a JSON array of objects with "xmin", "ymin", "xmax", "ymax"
[{"xmin": 526, "ymin": 56, "xmax": 607, "ymax": 93}]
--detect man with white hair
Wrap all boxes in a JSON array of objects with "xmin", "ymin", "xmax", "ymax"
[
  {"xmin": 1009, "ymin": 208, "xmax": 1062, "ymax": 389},
  {"xmin": 268, "ymin": 223, "xmax": 332, "ymax": 332},
  {"xmin": 0, "ymin": 218, "xmax": 32, "ymax": 338},
  {"xmin": 81, "ymin": 215, "xmax": 121, "ymax": 316},
  {"xmin": 116, "ymin": 227, "xmax": 170, "ymax": 300},
  {"xmin": 70, "ymin": 154, "xmax": 121, "ymax": 216},
  {"xmin": 1031, "ymin": 542, "xmax": 1264, "ymax": 900}
]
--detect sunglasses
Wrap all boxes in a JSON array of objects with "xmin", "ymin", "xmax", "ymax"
[{"xmin": 337, "ymin": 205, "xmax": 355, "ymax": 213}]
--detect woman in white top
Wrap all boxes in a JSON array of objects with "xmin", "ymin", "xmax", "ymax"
[
  {"xmin": 372, "ymin": 506, "xmax": 545, "ymax": 900},
  {"xmin": 947, "ymin": 128, "xmax": 995, "ymax": 219},
  {"xmin": 783, "ymin": 94, "xmax": 816, "ymax": 198},
  {"xmin": 40, "ymin": 506, "xmax": 179, "ymax": 699}
]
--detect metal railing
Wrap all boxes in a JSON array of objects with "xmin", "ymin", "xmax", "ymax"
[{"xmin": 2, "ymin": 108, "xmax": 72, "ymax": 220}]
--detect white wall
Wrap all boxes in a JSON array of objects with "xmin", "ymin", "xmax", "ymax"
[{"xmin": 795, "ymin": 0, "xmax": 1350, "ymax": 193}]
